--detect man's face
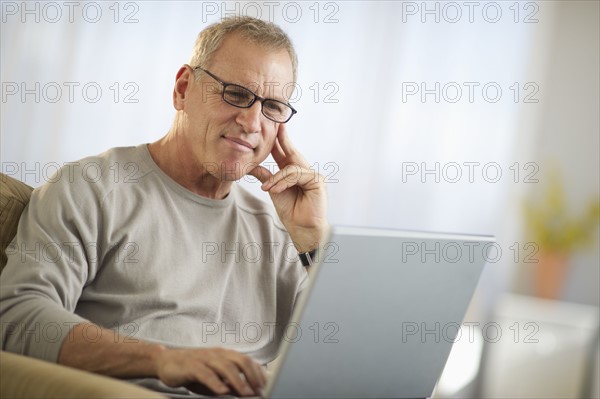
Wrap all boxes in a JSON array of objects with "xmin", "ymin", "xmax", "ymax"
[{"xmin": 178, "ymin": 33, "xmax": 294, "ymax": 181}]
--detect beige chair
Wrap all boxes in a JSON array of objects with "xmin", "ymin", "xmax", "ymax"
[{"xmin": 0, "ymin": 173, "xmax": 166, "ymax": 398}]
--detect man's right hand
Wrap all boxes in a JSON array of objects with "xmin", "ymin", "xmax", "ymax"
[
  {"xmin": 155, "ymin": 347, "xmax": 267, "ymax": 397},
  {"xmin": 58, "ymin": 323, "xmax": 266, "ymax": 397}
]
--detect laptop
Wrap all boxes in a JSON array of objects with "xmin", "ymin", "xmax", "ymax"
[{"xmin": 259, "ymin": 226, "xmax": 494, "ymax": 399}]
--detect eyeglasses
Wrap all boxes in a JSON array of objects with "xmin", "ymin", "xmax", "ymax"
[{"xmin": 194, "ymin": 66, "xmax": 297, "ymax": 124}]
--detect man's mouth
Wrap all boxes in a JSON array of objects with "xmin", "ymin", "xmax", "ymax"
[{"xmin": 222, "ymin": 136, "xmax": 255, "ymax": 152}]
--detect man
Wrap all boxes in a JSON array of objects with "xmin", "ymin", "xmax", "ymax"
[{"xmin": 0, "ymin": 16, "xmax": 328, "ymax": 397}]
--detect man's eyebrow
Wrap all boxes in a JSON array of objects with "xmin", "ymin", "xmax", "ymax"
[{"xmin": 234, "ymin": 81, "xmax": 291, "ymax": 104}]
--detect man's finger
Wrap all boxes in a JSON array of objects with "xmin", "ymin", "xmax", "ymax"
[
  {"xmin": 278, "ymin": 124, "xmax": 307, "ymax": 164},
  {"xmin": 247, "ymin": 165, "xmax": 273, "ymax": 185},
  {"xmin": 191, "ymin": 365, "xmax": 230, "ymax": 395},
  {"xmin": 230, "ymin": 356, "xmax": 266, "ymax": 395},
  {"xmin": 256, "ymin": 363, "xmax": 267, "ymax": 390},
  {"xmin": 266, "ymin": 166, "xmax": 321, "ymax": 194},
  {"xmin": 271, "ymin": 125, "xmax": 287, "ymax": 166},
  {"xmin": 208, "ymin": 360, "xmax": 255, "ymax": 396},
  {"xmin": 276, "ymin": 123, "xmax": 295, "ymax": 156},
  {"xmin": 273, "ymin": 124, "xmax": 309, "ymax": 168}
]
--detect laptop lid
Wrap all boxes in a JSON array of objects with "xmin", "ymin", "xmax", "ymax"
[{"xmin": 264, "ymin": 226, "xmax": 494, "ymax": 399}]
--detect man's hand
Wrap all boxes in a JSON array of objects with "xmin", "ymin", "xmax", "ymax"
[
  {"xmin": 59, "ymin": 323, "xmax": 265, "ymax": 397},
  {"xmin": 156, "ymin": 347, "xmax": 266, "ymax": 397},
  {"xmin": 249, "ymin": 124, "xmax": 329, "ymax": 253}
]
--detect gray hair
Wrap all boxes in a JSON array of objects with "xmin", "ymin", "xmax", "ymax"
[{"xmin": 189, "ymin": 16, "xmax": 298, "ymax": 83}]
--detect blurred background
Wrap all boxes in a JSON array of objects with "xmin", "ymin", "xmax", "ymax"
[{"xmin": 1, "ymin": 1, "xmax": 599, "ymax": 397}]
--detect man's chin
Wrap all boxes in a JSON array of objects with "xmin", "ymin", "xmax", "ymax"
[
  {"xmin": 217, "ymin": 160, "xmax": 262, "ymax": 182},
  {"xmin": 219, "ymin": 173, "xmax": 244, "ymax": 182}
]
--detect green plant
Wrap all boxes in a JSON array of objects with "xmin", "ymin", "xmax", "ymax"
[{"xmin": 524, "ymin": 174, "xmax": 600, "ymax": 253}]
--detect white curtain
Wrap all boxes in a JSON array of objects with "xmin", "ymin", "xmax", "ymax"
[{"xmin": 1, "ymin": 2, "xmax": 551, "ymax": 309}]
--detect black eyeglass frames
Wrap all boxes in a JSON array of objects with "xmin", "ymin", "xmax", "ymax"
[{"xmin": 193, "ymin": 66, "xmax": 297, "ymax": 124}]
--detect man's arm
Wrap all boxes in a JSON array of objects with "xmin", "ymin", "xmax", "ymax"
[
  {"xmin": 58, "ymin": 322, "xmax": 265, "ymax": 396},
  {"xmin": 0, "ymin": 169, "xmax": 265, "ymax": 397}
]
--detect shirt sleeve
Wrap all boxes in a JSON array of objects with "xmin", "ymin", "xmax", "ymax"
[{"xmin": 0, "ymin": 172, "xmax": 101, "ymax": 363}]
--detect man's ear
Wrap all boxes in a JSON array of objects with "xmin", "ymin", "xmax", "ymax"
[{"xmin": 173, "ymin": 65, "xmax": 193, "ymax": 111}]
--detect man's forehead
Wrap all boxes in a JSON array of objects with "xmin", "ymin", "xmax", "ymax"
[{"xmin": 206, "ymin": 34, "xmax": 294, "ymax": 95}]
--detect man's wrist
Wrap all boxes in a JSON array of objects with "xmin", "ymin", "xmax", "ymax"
[
  {"xmin": 150, "ymin": 343, "xmax": 168, "ymax": 377},
  {"xmin": 290, "ymin": 225, "xmax": 330, "ymax": 253},
  {"xmin": 298, "ymin": 248, "xmax": 319, "ymax": 267}
]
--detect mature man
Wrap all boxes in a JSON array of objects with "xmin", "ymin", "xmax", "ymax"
[{"xmin": 0, "ymin": 16, "xmax": 328, "ymax": 397}]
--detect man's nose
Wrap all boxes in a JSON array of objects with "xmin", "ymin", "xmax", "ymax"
[{"xmin": 236, "ymin": 101, "xmax": 263, "ymax": 133}]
